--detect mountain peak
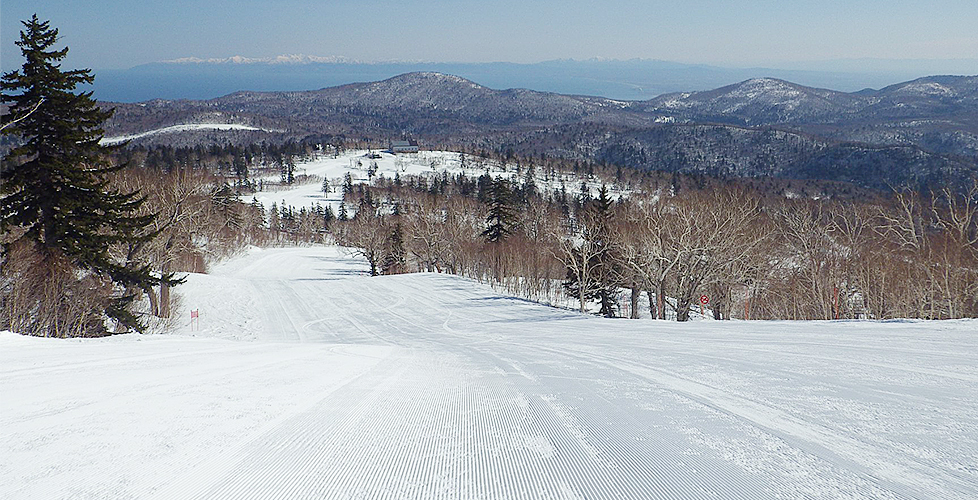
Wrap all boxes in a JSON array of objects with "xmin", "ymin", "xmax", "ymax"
[{"xmin": 377, "ymin": 72, "xmax": 486, "ymax": 90}]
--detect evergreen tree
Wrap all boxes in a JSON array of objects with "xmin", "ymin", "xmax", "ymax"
[
  {"xmin": 481, "ymin": 178, "xmax": 517, "ymax": 244},
  {"xmin": 591, "ymin": 185, "xmax": 620, "ymax": 317},
  {"xmin": 562, "ymin": 185, "xmax": 620, "ymax": 318},
  {"xmin": 280, "ymin": 155, "xmax": 295, "ymax": 185},
  {"xmin": 522, "ymin": 165, "xmax": 538, "ymax": 201},
  {"xmin": 212, "ymin": 183, "xmax": 241, "ymax": 231},
  {"xmin": 342, "ymin": 172, "xmax": 354, "ymax": 200},
  {"xmin": 232, "ymin": 153, "xmax": 248, "ymax": 185},
  {"xmin": 249, "ymin": 197, "xmax": 266, "ymax": 227},
  {"xmin": 321, "ymin": 177, "xmax": 330, "ymax": 195},
  {"xmin": 280, "ymin": 204, "xmax": 295, "ymax": 235},
  {"xmin": 578, "ymin": 180, "xmax": 592, "ymax": 208},
  {"xmin": 381, "ymin": 223, "xmax": 406, "ymax": 275},
  {"xmin": 268, "ymin": 202, "xmax": 280, "ymax": 235},
  {"xmin": 1, "ymin": 16, "xmax": 165, "ymax": 335},
  {"xmin": 322, "ymin": 204, "xmax": 335, "ymax": 231}
]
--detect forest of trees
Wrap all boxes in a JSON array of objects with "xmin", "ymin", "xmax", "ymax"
[
  {"xmin": 326, "ymin": 163, "xmax": 978, "ymax": 321},
  {"xmin": 6, "ymin": 126, "xmax": 977, "ymax": 336}
]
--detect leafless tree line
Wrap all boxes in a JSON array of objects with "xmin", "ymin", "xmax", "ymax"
[
  {"xmin": 330, "ymin": 174, "xmax": 977, "ymax": 321},
  {"xmin": 8, "ymin": 159, "xmax": 969, "ymax": 336}
]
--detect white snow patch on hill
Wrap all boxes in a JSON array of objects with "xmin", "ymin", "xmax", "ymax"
[
  {"xmin": 247, "ymin": 149, "xmax": 628, "ymax": 216},
  {"xmin": 100, "ymin": 123, "xmax": 274, "ymax": 145}
]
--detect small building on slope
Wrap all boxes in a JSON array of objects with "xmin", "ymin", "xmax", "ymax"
[{"xmin": 390, "ymin": 140, "xmax": 419, "ymax": 154}]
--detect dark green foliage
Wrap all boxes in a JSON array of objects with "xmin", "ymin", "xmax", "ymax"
[
  {"xmin": 481, "ymin": 178, "xmax": 517, "ymax": 244},
  {"xmin": 342, "ymin": 172, "xmax": 354, "ymax": 199},
  {"xmin": 1, "ymin": 16, "xmax": 163, "ymax": 335},
  {"xmin": 562, "ymin": 185, "xmax": 620, "ymax": 318},
  {"xmin": 382, "ymin": 223, "xmax": 406, "ymax": 275},
  {"xmin": 212, "ymin": 183, "xmax": 242, "ymax": 231},
  {"xmin": 322, "ymin": 204, "xmax": 335, "ymax": 231},
  {"xmin": 280, "ymin": 155, "xmax": 295, "ymax": 184}
]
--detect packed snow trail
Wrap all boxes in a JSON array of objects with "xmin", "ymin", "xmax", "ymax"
[{"xmin": 3, "ymin": 247, "xmax": 977, "ymax": 499}]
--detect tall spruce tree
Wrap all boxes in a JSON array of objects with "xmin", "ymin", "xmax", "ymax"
[
  {"xmin": 481, "ymin": 178, "xmax": 517, "ymax": 244},
  {"xmin": 1, "ymin": 16, "xmax": 162, "ymax": 335},
  {"xmin": 591, "ymin": 185, "xmax": 620, "ymax": 317},
  {"xmin": 381, "ymin": 223, "xmax": 406, "ymax": 275},
  {"xmin": 562, "ymin": 185, "xmax": 620, "ymax": 317}
]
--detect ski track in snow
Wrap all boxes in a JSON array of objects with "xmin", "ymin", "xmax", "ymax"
[{"xmin": 3, "ymin": 246, "xmax": 977, "ymax": 499}]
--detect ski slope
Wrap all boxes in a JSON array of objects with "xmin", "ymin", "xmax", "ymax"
[
  {"xmin": 246, "ymin": 149, "xmax": 628, "ymax": 217},
  {"xmin": 3, "ymin": 246, "xmax": 977, "ymax": 499}
]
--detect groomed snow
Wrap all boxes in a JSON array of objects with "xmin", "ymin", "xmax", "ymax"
[{"xmin": 3, "ymin": 246, "xmax": 977, "ymax": 499}]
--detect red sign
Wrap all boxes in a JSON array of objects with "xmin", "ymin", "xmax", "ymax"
[
  {"xmin": 190, "ymin": 309, "xmax": 199, "ymax": 319},
  {"xmin": 699, "ymin": 295, "xmax": 710, "ymax": 305}
]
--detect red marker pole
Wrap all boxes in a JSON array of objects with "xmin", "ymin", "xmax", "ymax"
[{"xmin": 699, "ymin": 295, "xmax": 709, "ymax": 319}]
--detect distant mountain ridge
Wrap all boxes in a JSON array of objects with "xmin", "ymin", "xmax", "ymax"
[
  {"xmin": 87, "ymin": 57, "xmax": 978, "ymax": 103},
  {"xmin": 103, "ymin": 72, "xmax": 978, "ymax": 190},
  {"xmin": 163, "ymin": 54, "xmax": 364, "ymax": 65}
]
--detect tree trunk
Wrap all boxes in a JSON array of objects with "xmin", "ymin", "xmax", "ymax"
[
  {"xmin": 145, "ymin": 285, "xmax": 160, "ymax": 318},
  {"xmin": 159, "ymin": 282, "xmax": 171, "ymax": 318},
  {"xmin": 659, "ymin": 283, "xmax": 667, "ymax": 319},
  {"xmin": 630, "ymin": 284, "xmax": 640, "ymax": 319},
  {"xmin": 159, "ymin": 262, "xmax": 171, "ymax": 319},
  {"xmin": 676, "ymin": 297, "xmax": 691, "ymax": 322}
]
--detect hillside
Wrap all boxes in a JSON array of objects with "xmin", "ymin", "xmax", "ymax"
[
  {"xmin": 3, "ymin": 246, "xmax": 977, "ymax": 499},
  {"xmin": 101, "ymin": 72, "xmax": 978, "ymax": 190}
]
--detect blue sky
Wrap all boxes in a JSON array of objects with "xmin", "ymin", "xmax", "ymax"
[{"xmin": 3, "ymin": 0, "xmax": 977, "ymax": 71}]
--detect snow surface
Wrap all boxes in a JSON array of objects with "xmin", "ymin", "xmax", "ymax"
[
  {"xmin": 3, "ymin": 245, "xmax": 977, "ymax": 499},
  {"xmin": 100, "ymin": 124, "xmax": 272, "ymax": 145},
  {"xmin": 248, "ymin": 149, "xmax": 625, "ymax": 216}
]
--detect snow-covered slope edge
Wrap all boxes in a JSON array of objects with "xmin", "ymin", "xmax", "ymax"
[{"xmin": 100, "ymin": 123, "xmax": 276, "ymax": 145}]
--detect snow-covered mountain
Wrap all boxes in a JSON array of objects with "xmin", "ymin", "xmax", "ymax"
[
  {"xmin": 102, "ymin": 72, "xmax": 978, "ymax": 190},
  {"xmin": 211, "ymin": 71, "xmax": 641, "ymax": 130},
  {"xmin": 643, "ymin": 77, "xmax": 870, "ymax": 124}
]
